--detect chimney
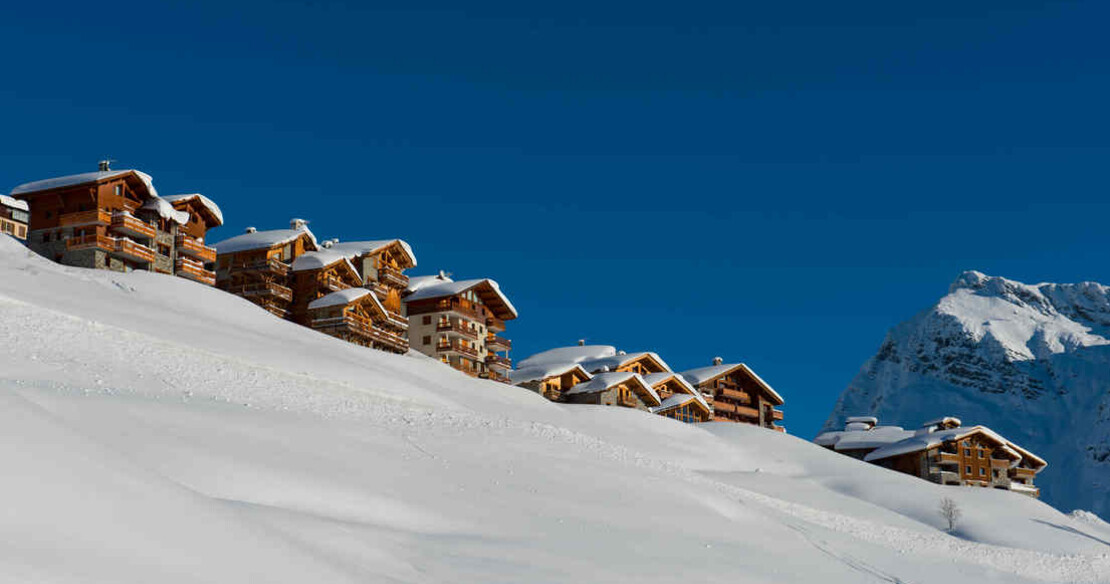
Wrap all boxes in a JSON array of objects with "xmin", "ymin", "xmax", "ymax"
[
  {"xmin": 438, "ymin": 269, "xmax": 449, "ymax": 280},
  {"xmin": 713, "ymin": 356, "xmax": 723, "ymax": 366},
  {"xmin": 617, "ymin": 350, "xmax": 627, "ymax": 356},
  {"xmin": 322, "ymin": 240, "xmax": 334, "ymax": 248},
  {"xmin": 98, "ymin": 160, "xmax": 111, "ymax": 172},
  {"xmin": 578, "ymin": 339, "xmax": 585, "ymax": 346},
  {"xmin": 290, "ymin": 218, "xmax": 307, "ymax": 230},
  {"xmin": 245, "ymin": 226, "xmax": 257, "ymax": 234}
]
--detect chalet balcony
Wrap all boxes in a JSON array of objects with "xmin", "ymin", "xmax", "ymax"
[
  {"xmin": 110, "ymin": 212, "xmax": 157, "ymax": 240},
  {"xmin": 437, "ymin": 340, "xmax": 480, "ymax": 359},
  {"xmin": 176, "ymin": 257, "xmax": 216, "ymax": 286},
  {"xmin": 771, "ymin": 409, "xmax": 784, "ymax": 421},
  {"xmin": 320, "ymin": 274, "xmax": 349, "ymax": 292},
  {"xmin": 1010, "ymin": 467, "xmax": 1037, "ymax": 480},
  {"xmin": 226, "ymin": 281, "xmax": 294, "ymax": 303},
  {"xmin": 378, "ymin": 265, "xmax": 409, "ymax": 289},
  {"xmin": 66, "ymin": 234, "xmax": 115, "ymax": 252},
  {"xmin": 59, "ymin": 209, "xmax": 111, "ymax": 227},
  {"xmin": 932, "ymin": 452, "xmax": 961, "ymax": 466},
  {"xmin": 436, "ymin": 299, "xmax": 482, "ymax": 320},
  {"xmin": 481, "ymin": 369, "xmax": 511, "ymax": 384},
  {"xmin": 772, "ymin": 425, "xmax": 786, "ymax": 433},
  {"xmin": 437, "ymin": 320, "xmax": 479, "ymax": 340},
  {"xmin": 311, "ymin": 313, "xmax": 409, "ymax": 354},
  {"xmin": 486, "ymin": 354, "xmax": 512, "ymax": 370},
  {"xmin": 229, "ymin": 258, "xmax": 291, "ymax": 277},
  {"xmin": 718, "ymin": 387, "xmax": 750, "ymax": 404},
  {"xmin": 175, "ymin": 234, "xmax": 217, "ymax": 262},
  {"xmin": 486, "ymin": 335, "xmax": 511, "ymax": 351},
  {"xmin": 112, "ymin": 239, "xmax": 156, "ymax": 264}
]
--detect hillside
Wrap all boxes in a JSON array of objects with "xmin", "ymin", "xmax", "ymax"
[
  {"xmin": 826, "ymin": 270, "xmax": 1110, "ymax": 520},
  {"xmin": 1, "ymin": 238, "xmax": 1109, "ymax": 584}
]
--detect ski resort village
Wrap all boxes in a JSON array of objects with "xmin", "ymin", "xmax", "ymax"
[{"xmin": 1, "ymin": 162, "xmax": 1108, "ymax": 584}]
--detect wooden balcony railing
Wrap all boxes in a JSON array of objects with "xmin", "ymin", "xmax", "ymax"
[
  {"xmin": 436, "ymin": 320, "xmax": 478, "ymax": 339},
  {"xmin": 718, "ymin": 387, "xmax": 750, "ymax": 403},
  {"xmin": 436, "ymin": 299, "xmax": 482, "ymax": 320},
  {"xmin": 378, "ymin": 265, "xmax": 409, "ymax": 288},
  {"xmin": 1010, "ymin": 467, "xmax": 1037, "ymax": 479},
  {"xmin": 226, "ymin": 258, "xmax": 291, "ymax": 277},
  {"xmin": 226, "ymin": 281, "xmax": 293, "ymax": 303},
  {"xmin": 311, "ymin": 313, "xmax": 409, "ymax": 353},
  {"xmin": 771, "ymin": 409, "xmax": 784, "ymax": 421},
  {"xmin": 175, "ymin": 234, "xmax": 217, "ymax": 262},
  {"xmin": 486, "ymin": 354, "xmax": 512, "ymax": 369},
  {"xmin": 436, "ymin": 340, "xmax": 480, "ymax": 359},
  {"xmin": 59, "ymin": 209, "xmax": 111, "ymax": 227},
  {"xmin": 110, "ymin": 211, "xmax": 157, "ymax": 239},
  {"xmin": 175, "ymin": 257, "xmax": 216, "ymax": 285},
  {"xmin": 990, "ymin": 458, "xmax": 1012, "ymax": 469},
  {"xmin": 486, "ymin": 335, "xmax": 511, "ymax": 351},
  {"xmin": 112, "ymin": 239, "xmax": 156, "ymax": 264},
  {"xmin": 66, "ymin": 234, "xmax": 115, "ymax": 251}
]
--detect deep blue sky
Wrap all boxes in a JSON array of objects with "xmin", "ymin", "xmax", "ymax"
[{"xmin": 3, "ymin": 1, "xmax": 1108, "ymax": 437}]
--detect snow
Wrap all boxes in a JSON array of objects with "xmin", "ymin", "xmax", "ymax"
[
  {"xmin": 580, "ymin": 351, "xmax": 672, "ymax": 374},
  {"xmin": 863, "ymin": 426, "xmax": 1023, "ymax": 463},
  {"xmin": 403, "ymin": 276, "xmax": 518, "ymax": 319},
  {"xmin": 561, "ymin": 372, "xmax": 662, "ymax": 405},
  {"xmin": 2, "ymin": 237, "xmax": 1110, "ymax": 583},
  {"xmin": 509, "ymin": 362, "xmax": 593, "ymax": 385},
  {"xmin": 641, "ymin": 372, "xmax": 710, "ymax": 411},
  {"xmin": 139, "ymin": 197, "xmax": 191, "ymax": 225},
  {"xmin": 0, "ymin": 194, "xmax": 29, "ymax": 212},
  {"xmin": 681, "ymin": 363, "xmax": 785, "ymax": 405},
  {"xmin": 307, "ymin": 287, "xmax": 371, "ymax": 310},
  {"xmin": 10, "ymin": 169, "xmax": 158, "ymax": 197},
  {"xmin": 162, "ymin": 194, "xmax": 225, "ymax": 226},
  {"xmin": 328, "ymin": 239, "xmax": 417, "ymax": 267},
  {"xmin": 516, "ymin": 344, "xmax": 617, "ymax": 369},
  {"xmin": 212, "ymin": 226, "xmax": 318, "ymax": 254},
  {"xmin": 290, "ymin": 249, "xmax": 358, "ymax": 274},
  {"xmin": 650, "ymin": 393, "xmax": 698, "ymax": 413}
]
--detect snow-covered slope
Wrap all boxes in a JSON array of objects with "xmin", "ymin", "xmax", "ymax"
[
  {"xmin": 2, "ymin": 240, "xmax": 1109, "ymax": 583},
  {"xmin": 826, "ymin": 270, "xmax": 1110, "ymax": 520}
]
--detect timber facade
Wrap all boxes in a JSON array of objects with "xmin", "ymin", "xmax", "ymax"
[
  {"xmin": 815, "ymin": 417, "xmax": 1047, "ymax": 497},
  {"xmin": 681, "ymin": 359, "xmax": 785, "ymax": 430},
  {"xmin": 9, "ymin": 163, "xmax": 221, "ymax": 283},
  {"xmin": 404, "ymin": 272, "xmax": 518, "ymax": 382},
  {"xmin": 0, "ymin": 195, "xmax": 29, "ymax": 240}
]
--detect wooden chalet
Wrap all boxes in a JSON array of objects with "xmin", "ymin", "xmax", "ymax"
[
  {"xmin": 561, "ymin": 371, "xmax": 662, "ymax": 411},
  {"xmin": 403, "ymin": 272, "xmax": 518, "ymax": 382},
  {"xmin": 0, "ymin": 194, "xmax": 29, "ymax": 240},
  {"xmin": 512, "ymin": 343, "xmax": 711, "ymax": 424},
  {"xmin": 815, "ymin": 417, "xmax": 1048, "ymax": 497},
  {"xmin": 213, "ymin": 220, "xmax": 318, "ymax": 318},
  {"xmin": 681, "ymin": 358, "xmax": 785, "ymax": 431},
  {"xmin": 306, "ymin": 288, "xmax": 409, "ymax": 353},
  {"xmin": 162, "ymin": 194, "xmax": 223, "ymax": 285},
  {"xmin": 643, "ymin": 372, "xmax": 711, "ymax": 423},
  {"xmin": 9, "ymin": 162, "xmax": 221, "ymax": 283}
]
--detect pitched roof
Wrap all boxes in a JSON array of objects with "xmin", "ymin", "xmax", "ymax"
[
  {"xmin": 327, "ymin": 240, "xmax": 417, "ymax": 268},
  {"xmin": 162, "ymin": 194, "xmax": 224, "ymax": 226},
  {"xmin": 562, "ymin": 372, "xmax": 661, "ymax": 406},
  {"xmin": 509, "ymin": 363, "xmax": 593, "ymax": 385},
  {"xmin": 516, "ymin": 345, "xmax": 617, "ymax": 370},
  {"xmin": 212, "ymin": 226, "xmax": 318, "ymax": 254},
  {"xmin": 0, "ymin": 194, "xmax": 29, "ymax": 212},
  {"xmin": 581, "ymin": 351, "xmax": 671, "ymax": 374},
  {"xmin": 140, "ymin": 197, "xmax": 190, "ymax": 225},
  {"xmin": 680, "ymin": 363, "xmax": 784, "ymax": 405},
  {"xmin": 404, "ymin": 275, "xmax": 518, "ymax": 319},
  {"xmin": 863, "ymin": 426, "xmax": 1027, "ymax": 464},
  {"xmin": 641, "ymin": 372, "xmax": 710, "ymax": 412},
  {"xmin": 290, "ymin": 249, "xmax": 359, "ymax": 274},
  {"xmin": 11, "ymin": 169, "xmax": 158, "ymax": 198},
  {"xmin": 308, "ymin": 288, "xmax": 371, "ymax": 310},
  {"xmin": 651, "ymin": 393, "xmax": 709, "ymax": 415}
]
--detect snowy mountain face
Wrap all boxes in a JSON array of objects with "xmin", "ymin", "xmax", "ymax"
[
  {"xmin": 3, "ymin": 239, "xmax": 1110, "ymax": 583},
  {"xmin": 826, "ymin": 270, "xmax": 1110, "ymax": 518}
]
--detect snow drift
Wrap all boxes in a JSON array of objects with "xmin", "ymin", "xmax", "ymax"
[{"xmin": 1, "ymin": 239, "xmax": 1108, "ymax": 583}]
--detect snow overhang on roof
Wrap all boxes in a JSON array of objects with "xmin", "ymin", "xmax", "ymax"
[
  {"xmin": 140, "ymin": 197, "xmax": 190, "ymax": 225},
  {"xmin": 562, "ymin": 372, "xmax": 661, "ymax": 405},
  {"xmin": 641, "ymin": 372, "xmax": 709, "ymax": 412},
  {"xmin": 516, "ymin": 345, "xmax": 617, "ymax": 371},
  {"xmin": 403, "ymin": 277, "xmax": 518, "ymax": 320},
  {"xmin": 308, "ymin": 287, "xmax": 371, "ymax": 310},
  {"xmin": 680, "ymin": 363, "xmax": 784, "ymax": 405},
  {"xmin": 328, "ymin": 240, "xmax": 417, "ymax": 268},
  {"xmin": 0, "ymin": 194, "xmax": 29, "ymax": 212},
  {"xmin": 163, "ymin": 194, "xmax": 225, "ymax": 227},
  {"xmin": 509, "ymin": 363, "xmax": 593, "ymax": 385},
  {"xmin": 11, "ymin": 169, "xmax": 158, "ymax": 198},
  {"xmin": 581, "ymin": 351, "xmax": 672, "ymax": 375},
  {"xmin": 862, "ymin": 425, "xmax": 1034, "ymax": 466},
  {"xmin": 212, "ymin": 226, "xmax": 318, "ymax": 255},
  {"xmin": 650, "ymin": 393, "xmax": 708, "ymax": 415},
  {"xmin": 290, "ymin": 250, "xmax": 359, "ymax": 276}
]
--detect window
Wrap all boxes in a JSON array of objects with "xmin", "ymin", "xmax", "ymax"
[
  {"xmin": 423, "ymin": 316, "xmax": 432, "ymax": 325},
  {"xmin": 964, "ymin": 448, "xmax": 971, "ymax": 456},
  {"xmin": 978, "ymin": 450, "xmax": 985, "ymax": 458},
  {"xmin": 965, "ymin": 465, "xmax": 972, "ymax": 474},
  {"xmin": 422, "ymin": 336, "xmax": 431, "ymax": 345},
  {"xmin": 114, "ymin": 185, "xmax": 122, "ymax": 197},
  {"xmin": 980, "ymin": 468, "xmax": 987, "ymax": 476}
]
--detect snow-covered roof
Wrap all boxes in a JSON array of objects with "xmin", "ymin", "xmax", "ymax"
[
  {"xmin": 846, "ymin": 416, "xmax": 879, "ymax": 425},
  {"xmin": 162, "ymin": 194, "xmax": 224, "ymax": 226},
  {"xmin": 680, "ymin": 363, "xmax": 784, "ymax": 405},
  {"xmin": 0, "ymin": 194, "xmax": 29, "ymax": 212},
  {"xmin": 516, "ymin": 345, "xmax": 617, "ymax": 370},
  {"xmin": 581, "ymin": 351, "xmax": 672, "ymax": 374},
  {"xmin": 920, "ymin": 416, "xmax": 962, "ymax": 429},
  {"xmin": 139, "ymin": 197, "xmax": 190, "ymax": 225},
  {"xmin": 509, "ymin": 363, "xmax": 593, "ymax": 385},
  {"xmin": 864, "ymin": 426, "xmax": 1025, "ymax": 464},
  {"xmin": 290, "ymin": 250, "xmax": 359, "ymax": 275},
  {"xmin": 308, "ymin": 288, "xmax": 371, "ymax": 310},
  {"xmin": 11, "ymin": 169, "xmax": 158, "ymax": 198},
  {"xmin": 641, "ymin": 372, "xmax": 710, "ymax": 412},
  {"xmin": 212, "ymin": 226, "xmax": 318, "ymax": 255},
  {"xmin": 651, "ymin": 393, "xmax": 704, "ymax": 415},
  {"xmin": 814, "ymin": 425, "xmax": 913, "ymax": 450},
  {"xmin": 562, "ymin": 372, "xmax": 661, "ymax": 405},
  {"xmin": 404, "ymin": 276, "xmax": 518, "ymax": 320},
  {"xmin": 327, "ymin": 240, "xmax": 417, "ymax": 268}
]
